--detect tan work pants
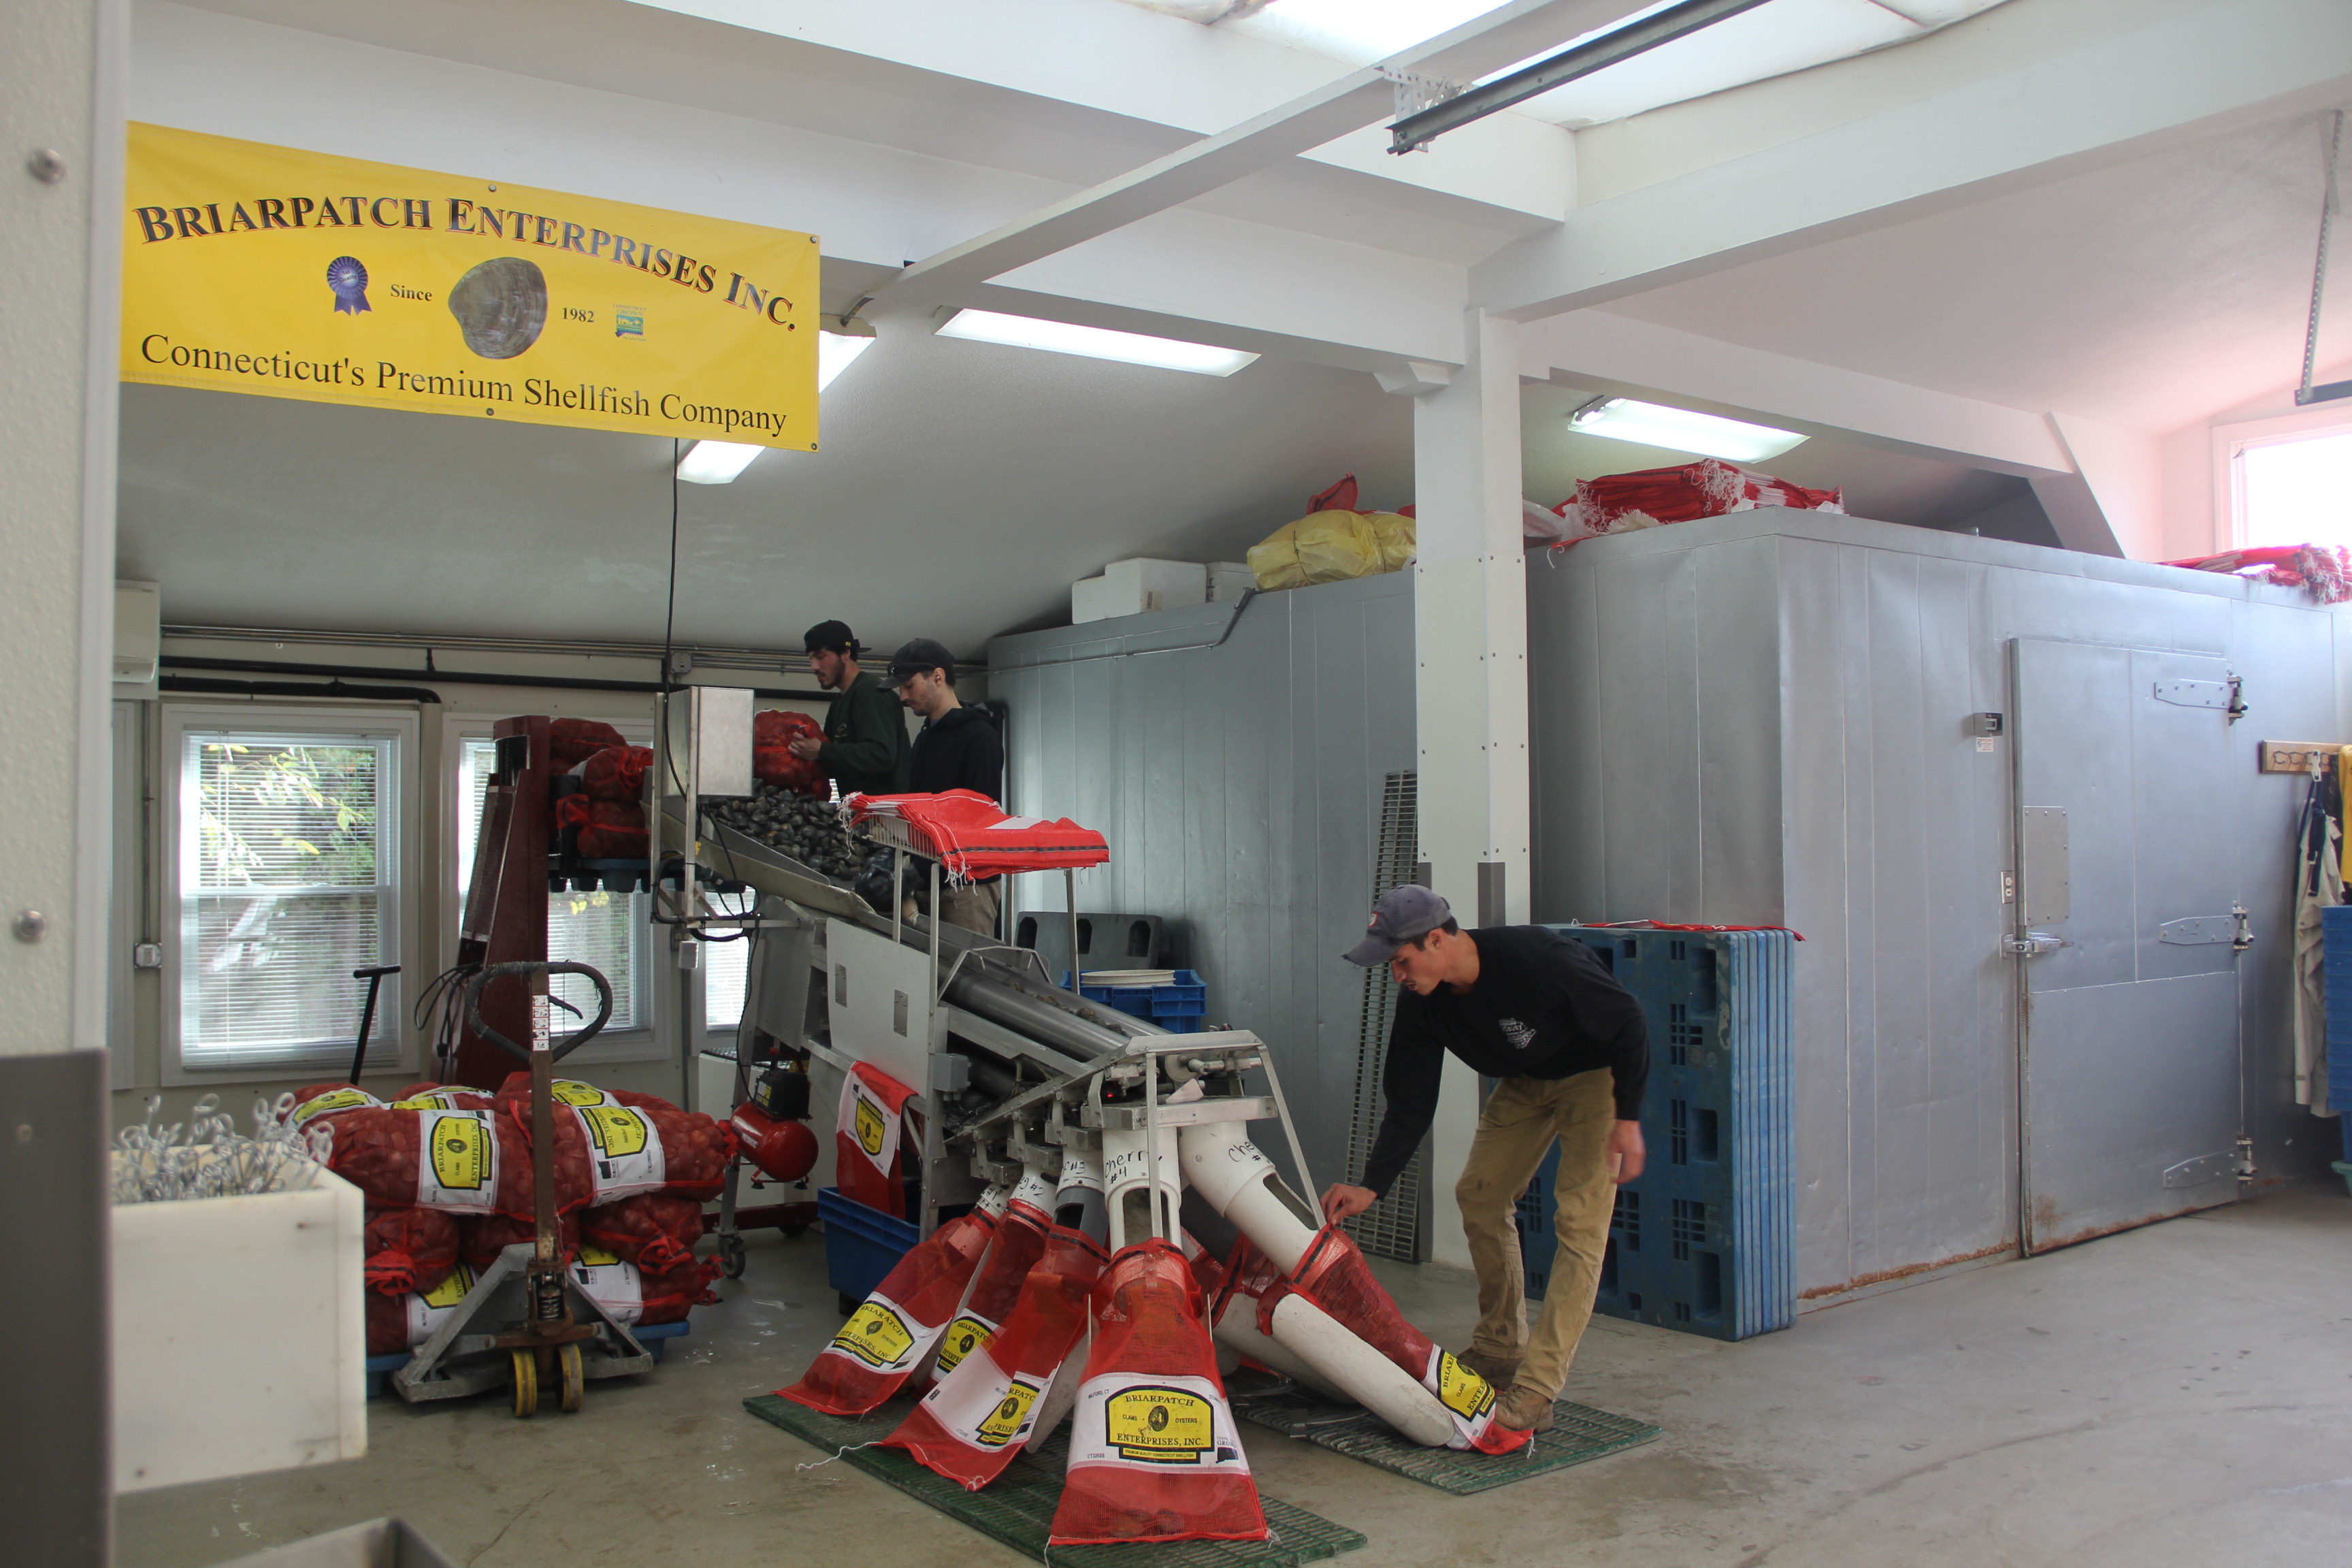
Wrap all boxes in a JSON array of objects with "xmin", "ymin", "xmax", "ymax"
[{"xmin": 1454, "ymin": 1066, "xmax": 1618, "ymax": 1400}]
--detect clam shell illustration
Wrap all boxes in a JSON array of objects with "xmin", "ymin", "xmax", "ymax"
[{"xmin": 448, "ymin": 256, "xmax": 548, "ymax": 360}]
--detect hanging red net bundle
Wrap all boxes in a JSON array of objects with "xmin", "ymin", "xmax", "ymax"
[
  {"xmin": 1279, "ymin": 1226, "xmax": 1529, "ymax": 1455},
  {"xmin": 843, "ymin": 790, "xmax": 1109, "ymax": 879},
  {"xmin": 885, "ymin": 1224, "xmax": 1110, "ymax": 1492},
  {"xmin": 836, "ymin": 1062, "xmax": 917, "ymax": 1218},
  {"xmin": 1049, "ymin": 1239, "xmax": 1268, "ymax": 1547},
  {"xmin": 363, "ymin": 1206, "xmax": 459, "ymax": 1297},
  {"xmin": 1533, "ymin": 458, "xmax": 1844, "ymax": 547},
  {"xmin": 579, "ymin": 1193, "xmax": 706, "ymax": 1275},
  {"xmin": 777, "ymin": 1200, "xmax": 1002, "ymax": 1416},
  {"xmin": 753, "ymin": 709, "xmax": 828, "ymax": 795}
]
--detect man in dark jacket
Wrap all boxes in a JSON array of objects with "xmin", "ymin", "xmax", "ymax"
[
  {"xmin": 789, "ymin": 621, "xmax": 908, "ymax": 798},
  {"xmin": 1321, "ymin": 885, "xmax": 1648, "ymax": 1437},
  {"xmin": 888, "ymin": 637, "xmax": 1002, "ymax": 934}
]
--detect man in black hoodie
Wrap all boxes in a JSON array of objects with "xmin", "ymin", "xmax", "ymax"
[{"xmin": 887, "ymin": 638, "xmax": 1002, "ymax": 934}]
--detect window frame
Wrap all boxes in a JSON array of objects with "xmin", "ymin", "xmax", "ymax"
[
  {"xmin": 441, "ymin": 714, "xmax": 672, "ymax": 1068},
  {"xmin": 2214, "ymin": 406, "xmax": 2352, "ymax": 551},
  {"xmin": 161, "ymin": 702, "xmax": 419, "ymax": 1085}
]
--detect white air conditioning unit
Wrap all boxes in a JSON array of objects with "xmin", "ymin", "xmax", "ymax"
[{"xmin": 115, "ymin": 581, "xmax": 161, "ymax": 695}]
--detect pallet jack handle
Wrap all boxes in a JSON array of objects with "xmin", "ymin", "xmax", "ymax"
[
  {"xmin": 347, "ymin": 965, "xmax": 402, "ymax": 1085},
  {"xmin": 461, "ymin": 960, "xmax": 614, "ymax": 1064}
]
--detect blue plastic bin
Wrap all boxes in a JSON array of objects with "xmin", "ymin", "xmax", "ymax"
[
  {"xmin": 1061, "ymin": 969, "xmax": 1207, "ymax": 1032},
  {"xmin": 817, "ymin": 1185, "xmax": 919, "ymax": 1302}
]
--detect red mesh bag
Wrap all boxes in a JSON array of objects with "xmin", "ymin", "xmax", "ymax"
[
  {"xmin": 1279, "ymin": 1226, "xmax": 1528, "ymax": 1454},
  {"xmin": 457, "ymin": 1210, "xmax": 581, "ymax": 1270},
  {"xmin": 575, "ymin": 799, "xmax": 648, "ymax": 860},
  {"xmin": 324, "ymin": 1107, "xmax": 543, "ymax": 1217},
  {"xmin": 924, "ymin": 1181, "xmax": 1054, "ymax": 1387},
  {"xmin": 1307, "ymin": 473, "xmax": 1360, "ymax": 513},
  {"xmin": 1050, "ymin": 1239, "xmax": 1268, "ymax": 1546},
  {"xmin": 753, "ymin": 710, "xmax": 828, "ymax": 794},
  {"xmin": 836, "ymin": 1062, "xmax": 916, "ymax": 1218},
  {"xmin": 365, "ymin": 1291, "xmax": 411, "ymax": 1356},
  {"xmin": 494, "ymin": 1074, "xmax": 676, "ymax": 1113},
  {"xmin": 385, "ymin": 1083, "xmax": 495, "ymax": 1113},
  {"xmin": 365, "ymin": 1262, "xmax": 479, "ymax": 1354},
  {"xmin": 281, "ymin": 1084, "xmax": 383, "ymax": 1132},
  {"xmin": 574, "ymin": 745, "xmax": 653, "ymax": 803},
  {"xmin": 581, "ymin": 1194, "xmax": 706, "ymax": 1275},
  {"xmin": 638, "ymin": 1254, "xmax": 723, "ymax": 1325},
  {"xmin": 885, "ymin": 1224, "xmax": 1109, "ymax": 1491},
  {"xmin": 493, "ymin": 1076, "xmax": 728, "ymax": 1201},
  {"xmin": 777, "ymin": 1201, "xmax": 1002, "ymax": 1416},
  {"xmin": 364, "ymin": 1206, "xmax": 459, "ymax": 1297},
  {"xmin": 549, "ymin": 719, "xmax": 627, "ymax": 768}
]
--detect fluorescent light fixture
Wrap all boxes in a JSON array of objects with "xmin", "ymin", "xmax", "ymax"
[
  {"xmin": 676, "ymin": 320, "xmax": 879, "ymax": 483},
  {"xmin": 676, "ymin": 440, "xmax": 763, "ymax": 485},
  {"xmin": 1565, "ymin": 397, "xmax": 1806, "ymax": 463},
  {"xmin": 935, "ymin": 308, "xmax": 1257, "ymax": 377},
  {"xmin": 818, "ymin": 318, "xmax": 875, "ymax": 390}
]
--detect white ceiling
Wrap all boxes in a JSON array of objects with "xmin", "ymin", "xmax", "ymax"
[
  {"xmin": 118, "ymin": 309, "xmax": 1415, "ymax": 657},
  {"xmin": 1601, "ymin": 112, "xmax": 2351, "ymax": 436}
]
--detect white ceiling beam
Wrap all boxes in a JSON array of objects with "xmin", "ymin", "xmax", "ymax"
[
  {"xmin": 1475, "ymin": 0, "xmax": 2352, "ymax": 322},
  {"xmin": 872, "ymin": 0, "xmax": 1651, "ymax": 312},
  {"xmin": 1524, "ymin": 311, "xmax": 2075, "ymax": 477}
]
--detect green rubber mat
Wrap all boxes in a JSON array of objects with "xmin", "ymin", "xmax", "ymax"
[
  {"xmin": 1224, "ymin": 1381, "xmax": 1661, "ymax": 1495},
  {"xmin": 744, "ymin": 1394, "xmax": 1366, "ymax": 1568}
]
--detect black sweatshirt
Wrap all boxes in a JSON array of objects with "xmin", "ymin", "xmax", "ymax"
[
  {"xmin": 1359, "ymin": 926, "xmax": 1649, "ymax": 1198},
  {"xmin": 817, "ymin": 670, "xmax": 911, "ymax": 798},
  {"xmin": 908, "ymin": 702, "xmax": 1002, "ymax": 802}
]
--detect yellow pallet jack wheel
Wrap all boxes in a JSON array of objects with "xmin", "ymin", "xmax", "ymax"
[
  {"xmin": 511, "ymin": 1349, "xmax": 538, "ymax": 1418},
  {"xmin": 559, "ymin": 1342, "xmax": 585, "ymax": 1413}
]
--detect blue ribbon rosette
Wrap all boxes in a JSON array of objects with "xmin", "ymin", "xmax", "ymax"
[{"xmin": 327, "ymin": 256, "xmax": 371, "ymax": 316}]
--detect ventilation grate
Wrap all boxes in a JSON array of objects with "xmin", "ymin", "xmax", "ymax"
[{"xmin": 1343, "ymin": 770, "xmax": 1424, "ymax": 1262}]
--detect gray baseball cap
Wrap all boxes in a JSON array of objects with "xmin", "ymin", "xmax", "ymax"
[{"xmin": 1342, "ymin": 885, "xmax": 1454, "ymax": 966}]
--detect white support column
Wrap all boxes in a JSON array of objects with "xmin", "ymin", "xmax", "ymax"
[{"xmin": 1410, "ymin": 307, "xmax": 1529, "ymax": 1269}]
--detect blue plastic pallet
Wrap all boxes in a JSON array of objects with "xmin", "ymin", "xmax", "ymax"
[
  {"xmin": 1060, "ymin": 968, "xmax": 1208, "ymax": 1034},
  {"xmin": 363, "ymin": 1319, "xmax": 689, "ymax": 1399},
  {"xmin": 1515, "ymin": 926, "xmax": 1795, "ymax": 1341}
]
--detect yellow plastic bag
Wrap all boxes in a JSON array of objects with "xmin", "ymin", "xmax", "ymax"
[{"xmin": 1247, "ymin": 510, "xmax": 1404, "ymax": 591}]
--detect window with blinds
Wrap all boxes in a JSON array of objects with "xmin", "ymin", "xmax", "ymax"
[
  {"xmin": 702, "ymin": 889, "xmax": 755, "ymax": 1032},
  {"xmin": 179, "ymin": 730, "xmax": 399, "ymax": 1062},
  {"xmin": 457, "ymin": 737, "xmax": 649, "ymax": 1032}
]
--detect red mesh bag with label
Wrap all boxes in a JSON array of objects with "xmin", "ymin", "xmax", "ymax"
[
  {"xmin": 493, "ymin": 1073, "xmax": 674, "ymax": 1113},
  {"xmin": 580, "ymin": 1194, "xmax": 706, "ymax": 1275},
  {"xmin": 885, "ymin": 1224, "xmax": 1109, "ymax": 1492},
  {"xmin": 389, "ymin": 1083, "xmax": 497, "ymax": 1113},
  {"xmin": 574, "ymin": 799, "xmax": 648, "ymax": 860},
  {"xmin": 1049, "ymin": 1239, "xmax": 1268, "ymax": 1546},
  {"xmin": 364, "ymin": 1206, "xmax": 459, "ymax": 1297},
  {"xmin": 921, "ymin": 1184, "xmax": 1054, "ymax": 1388},
  {"xmin": 492, "ymin": 1076, "xmax": 728, "ymax": 1200},
  {"xmin": 777, "ymin": 1202, "xmax": 1002, "ymax": 1416},
  {"xmin": 1277, "ymin": 1226, "xmax": 1528, "ymax": 1454},
  {"xmin": 325, "ymin": 1106, "xmax": 544, "ymax": 1218},
  {"xmin": 280, "ymin": 1084, "xmax": 383, "ymax": 1134},
  {"xmin": 573, "ymin": 745, "xmax": 652, "ymax": 803},
  {"xmin": 549, "ymin": 719, "xmax": 627, "ymax": 768},
  {"xmin": 457, "ymin": 1209, "xmax": 581, "ymax": 1270}
]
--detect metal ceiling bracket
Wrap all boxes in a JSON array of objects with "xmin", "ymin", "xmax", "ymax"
[{"xmin": 2297, "ymin": 110, "xmax": 2349, "ymax": 406}]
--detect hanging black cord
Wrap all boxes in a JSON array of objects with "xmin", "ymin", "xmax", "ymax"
[{"xmin": 663, "ymin": 437, "xmax": 682, "ymax": 689}]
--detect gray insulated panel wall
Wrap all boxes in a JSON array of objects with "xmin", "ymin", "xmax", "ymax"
[
  {"xmin": 987, "ymin": 574, "xmax": 1422, "ymax": 1252},
  {"xmin": 1528, "ymin": 507, "xmax": 2349, "ymax": 1303}
]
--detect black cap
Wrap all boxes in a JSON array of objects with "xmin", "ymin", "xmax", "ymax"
[
  {"xmin": 1341, "ymin": 885, "xmax": 1454, "ymax": 966},
  {"xmin": 804, "ymin": 620, "xmax": 856, "ymax": 657},
  {"xmin": 888, "ymin": 637, "xmax": 956, "ymax": 687}
]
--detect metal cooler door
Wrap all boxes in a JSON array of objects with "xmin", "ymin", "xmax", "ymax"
[{"xmin": 2010, "ymin": 638, "xmax": 2244, "ymax": 1253}]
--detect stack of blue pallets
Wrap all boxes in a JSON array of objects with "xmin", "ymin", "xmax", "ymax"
[
  {"xmin": 1059, "ymin": 969, "xmax": 1208, "ymax": 1033},
  {"xmin": 2321, "ymin": 906, "xmax": 2352, "ymax": 1190},
  {"xmin": 1515, "ymin": 926, "xmax": 1795, "ymax": 1341}
]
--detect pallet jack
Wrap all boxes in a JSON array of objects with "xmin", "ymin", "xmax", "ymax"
[{"xmin": 389, "ymin": 958, "xmax": 655, "ymax": 1418}]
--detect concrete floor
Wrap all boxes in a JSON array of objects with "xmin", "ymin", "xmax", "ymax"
[{"xmin": 120, "ymin": 1185, "xmax": 2352, "ymax": 1567}]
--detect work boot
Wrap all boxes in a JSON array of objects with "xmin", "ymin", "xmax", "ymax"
[
  {"xmin": 1494, "ymin": 1382, "xmax": 1556, "ymax": 1434},
  {"xmin": 1456, "ymin": 1348, "xmax": 1522, "ymax": 1386}
]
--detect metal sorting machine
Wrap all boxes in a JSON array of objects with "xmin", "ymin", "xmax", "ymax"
[{"xmin": 673, "ymin": 786, "xmax": 1322, "ymax": 1255}]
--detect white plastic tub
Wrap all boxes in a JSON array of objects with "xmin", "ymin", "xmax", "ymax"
[{"xmin": 111, "ymin": 1157, "xmax": 367, "ymax": 1492}]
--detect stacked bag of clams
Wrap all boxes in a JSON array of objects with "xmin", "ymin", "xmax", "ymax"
[{"xmin": 278, "ymin": 1077, "xmax": 731, "ymax": 1359}]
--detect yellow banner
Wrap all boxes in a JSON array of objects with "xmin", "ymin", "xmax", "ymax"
[{"xmin": 122, "ymin": 122, "xmax": 820, "ymax": 448}]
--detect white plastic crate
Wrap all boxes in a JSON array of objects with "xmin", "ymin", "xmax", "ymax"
[
  {"xmin": 1071, "ymin": 558, "xmax": 1207, "ymax": 622},
  {"xmin": 112, "ymin": 1157, "xmax": 367, "ymax": 1492}
]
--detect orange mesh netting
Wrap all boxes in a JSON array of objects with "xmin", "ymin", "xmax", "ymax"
[
  {"xmin": 777, "ymin": 1204, "xmax": 1001, "ymax": 1416},
  {"xmin": 1050, "ymin": 1239, "xmax": 1268, "ymax": 1546},
  {"xmin": 1278, "ymin": 1226, "xmax": 1529, "ymax": 1455},
  {"xmin": 884, "ymin": 1224, "xmax": 1110, "ymax": 1492}
]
